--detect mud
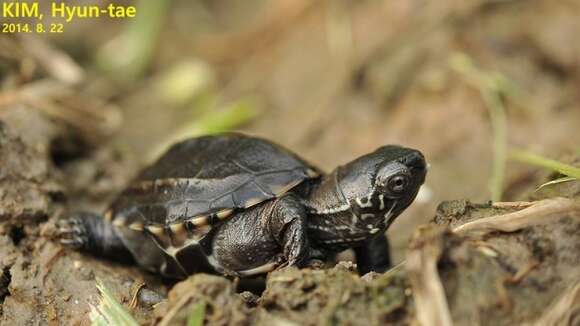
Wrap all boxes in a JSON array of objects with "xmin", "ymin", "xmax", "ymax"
[
  {"xmin": 1, "ymin": 105, "xmax": 578, "ymax": 325},
  {"xmin": 152, "ymin": 197, "xmax": 580, "ymax": 325},
  {"xmin": 153, "ymin": 275, "xmax": 252, "ymax": 326},
  {"xmin": 1, "ymin": 95, "xmax": 579, "ymax": 326},
  {"xmin": 0, "ymin": 119, "xmax": 62, "ymax": 223},
  {"xmin": 0, "ymin": 111, "xmax": 161, "ymax": 325}
]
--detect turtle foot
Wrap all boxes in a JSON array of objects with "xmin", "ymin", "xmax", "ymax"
[
  {"xmin": 56, "ymin": 211, "xmax": 135, "ymax": 262},
  {"xmin": 56, "ymin": 213, "xmax": 93, "ymax": 250}
]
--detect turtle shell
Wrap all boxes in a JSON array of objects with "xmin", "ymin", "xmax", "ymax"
[{"xmin": 106, "ymin": 133, "xmax": 320, "ymax": 255}]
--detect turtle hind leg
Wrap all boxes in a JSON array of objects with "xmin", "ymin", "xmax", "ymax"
[{"xmin": 57, "ymin": 211, "xmax": 134, "ymax": 263}]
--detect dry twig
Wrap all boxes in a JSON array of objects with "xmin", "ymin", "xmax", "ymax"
[
  {"xmin": 453, "ymin": 198, "xmax": 580, "ymax": 234},
  {"xmin": 406, "ymin": 227, "xmax": 453, "ymax": 326},
  {"xmin": 529, "ymin": 281, "xmax": 580, "ymax": 326},
  {"xmin": 128, "ymin": 282, "xmax": 146, "ymax": 310},
  {"xmin": 157, "ymin": 291, "xmax": 196, "ymax": 326},
  {"xmin": 18, "ymin": 35, "xmax": 84, "ymax": 85}
]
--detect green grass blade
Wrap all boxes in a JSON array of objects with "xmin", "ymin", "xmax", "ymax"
[
  {"xmin": 91, "ymin": 278, "xmax": 139, "ymax": 326},
  {"xmin": 536, "ymin": 176, "xmax": 577, "ymax": 191},
  {"xmin": 510, "ymin": 150, "xmax": 580, "ymax": 179},
  {"xmin": 146, "ymin": 96, "xmax": 259, "ymax": 162},
  {"xmin": 450, "ymin": 52, "xmax": 509, "ymax": 201},
  {"xmin": 96, "ymin": 0, "xmax": 172, "ymax": 81},
  {"xmin": 187, "ymin": 301, "xmax": 206, "ymax": 326},
  {"xmin": 482, "ymin": 89, "xmax": 508, "ymax": 202},
  {"xmin": 196, "ymin": 97, "xmax": 259, "ymax": 134}
]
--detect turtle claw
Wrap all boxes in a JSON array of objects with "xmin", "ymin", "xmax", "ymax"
[
  {"xmin": 59, "ymin": 237, "xmax": 84, "ymax": 248},
  {"xmin": 56, "ymin": 217, "xmax": 89, "ymax": 250},
  {"xmin": 55, "ymin": 212, "xmax": 132, "ymax": 260}
]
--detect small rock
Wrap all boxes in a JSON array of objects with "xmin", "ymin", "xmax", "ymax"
[
  {"xmin": 139, "ymin": 288, "xmax": 164, "ymax": 307},
  {"xmin": 238, "ymin": 291, "xmax": 259, "ymax": 307},
  {"xmin": 361, "ymin": 271, "xmax": 381, "ymax": 282},
  {"xmin": 335, "ymin": 260, "xmax": 357, "ymax": 272}
]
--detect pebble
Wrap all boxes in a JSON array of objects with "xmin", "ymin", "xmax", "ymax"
[{"xmin": 139, "ymin": 288, "xmax": 164, "ymax": 307}]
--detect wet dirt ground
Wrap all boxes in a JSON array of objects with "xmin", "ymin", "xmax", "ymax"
[{"xmin": 1, "ymin": 0, "xmax": 580, "ymax": 324}]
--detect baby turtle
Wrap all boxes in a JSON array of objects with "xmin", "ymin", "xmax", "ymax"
[{"xmin": 58, "ymin": 133, "xmax": 426, "ymax": 278}]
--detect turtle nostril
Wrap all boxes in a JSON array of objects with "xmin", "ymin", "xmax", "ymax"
[{"xmin": 404, "ymin": 151, "xmax": 426, "ymax": 170}]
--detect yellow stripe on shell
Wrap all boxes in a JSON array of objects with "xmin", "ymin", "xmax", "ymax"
[
  {"xmin": 145, "ymin": 225, "xmax": 165, "ymax": 236},
  {"xmin": 112, "ymin": 217, "xmax": 125, "ymax": 227},
  {"xmin": 169, "ymin": 223, "xmax": 186, "ymax": 236},
  {"xmin": 128, "ymin": 222, "xmax": 144, "ymax": 231},
  {"xmin": 270, "ymin": 179, "xmax": 303, "ymax": 198},
  {"xmin": 188, "ymin": 216, "xmax": 209, "ymax": 227},
  {"xmin": 216, "ymin": 209, "xmax": 234, "ymax": 220},
  {"xmin": 306, "ymin": 168, "xmax": 320, "ymax": 178},
  {"xmin": 244, "ymin": 197, "xmax": 264, "ymax": 208}
]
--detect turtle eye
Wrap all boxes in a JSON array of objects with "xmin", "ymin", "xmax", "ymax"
[{"xmin": 388, "ymin": 174, "xmax": 409, "ymax": 193}]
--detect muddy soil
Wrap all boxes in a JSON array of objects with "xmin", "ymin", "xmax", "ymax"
[
  {"xmin": 151, "ymin": 198, "xmax": 580, "ymax": 325},
  {"xmin": 0, "ymin": 109, "xmax": 163, "ymax": 325},
  {"xmin": 0, "ymin": 106, "xmax": 578, "ymax": 325}
]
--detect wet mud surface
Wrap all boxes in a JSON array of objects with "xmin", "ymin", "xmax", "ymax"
[
  {"xmin": 0, "ymin": 112, "xmax": 578, "ymax": 325},
  {"xmin": 153, "ymin": 199, "xmax": 580, "ymax": 325}
]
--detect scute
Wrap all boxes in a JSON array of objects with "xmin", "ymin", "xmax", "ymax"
[{"xmin": 107, "ymin": 133, "xmax": 320, "ymax": 252}]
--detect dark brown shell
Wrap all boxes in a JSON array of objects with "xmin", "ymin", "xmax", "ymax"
[{"xmin": 106, "ymin": 133, "xmax": 320, "ymax": 250}]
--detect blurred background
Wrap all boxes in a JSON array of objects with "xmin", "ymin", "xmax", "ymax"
[{"xmin": 1, "ymin": 0, "xmax": 579, "ymax": 262}]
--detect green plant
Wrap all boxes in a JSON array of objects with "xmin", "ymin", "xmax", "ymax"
[{"xmin": 91, "ymin": 278, "xmax": 139, "ymax": 326}]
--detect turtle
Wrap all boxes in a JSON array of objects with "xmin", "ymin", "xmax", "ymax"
[{"xmin": 57, "ymin": 133, "xmax": 427, "ymax": 278}]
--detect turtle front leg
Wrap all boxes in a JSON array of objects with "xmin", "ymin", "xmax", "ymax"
[
  {"xmin": 354, "ymin": 232, "xmax": 391, "ymax": 275},
  {"xmin": 270, "ymin": 195, "xmax": 310, "ymax": 267},
  {"xmin": 57, "ymin": 212, "xmax": 133, "ymax": 262}
]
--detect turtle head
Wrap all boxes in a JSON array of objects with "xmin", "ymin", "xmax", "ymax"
[
  {"xmin": 373, "ymin": 146, "xmax": 426, "ymax": 211},
  {"xmin": 337, "ymin": 145, "xmax": 426, "ymax": 230}
]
